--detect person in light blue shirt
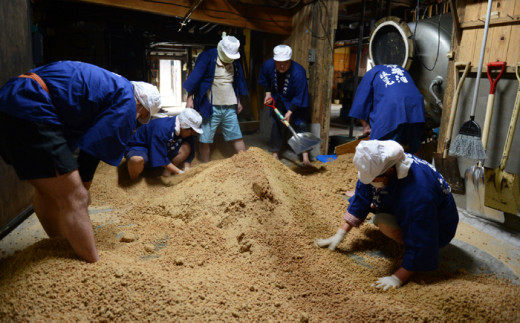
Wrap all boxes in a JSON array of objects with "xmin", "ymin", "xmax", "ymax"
[
  {"xmin": 125, "ymin": 108, "xmax": 203, "ymax": 180},
  {"xmin": 315, "ymin": 140, "xmax": 458, "ymax": 291},
  {"xmin": 349, "ymin": 65, "xmax": 425, "ymax": 154},
  {"xmin": 0, "ymin": 60, "xmax": 161, "ymax": 263}
]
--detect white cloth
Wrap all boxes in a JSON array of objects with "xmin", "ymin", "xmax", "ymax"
[
  {"xmin": 372, "ymin": 275, "xmax": 402, "ymax": 291},
  {"xmin": 353, "ymin": 140, "xmax": 412, "ymax": 184},
  {"xmin": 314, "ymin": 228, "xmax": 347, "ymax": 251},
  {"xmin": 273, "ymin": 45, "xmax": 292, "ymax": 61},
  {"xmin": 178, "ymin": 108, "xmax": 203, "ymax": 134},
  {"xmin": 218, "ymin": 36, "xmax": 240, "ymax": 61},
  {"xmin": 131, "ymin": 81, "xmax": 161, "ymax": 124}
]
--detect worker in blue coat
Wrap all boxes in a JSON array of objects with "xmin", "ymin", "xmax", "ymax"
[
  {"xmin": 0, "ymin": 60, "xmax": 161, "ymax": 263},
  {"xmin": 125, "ymin": 108, "xmax": 203, "ymax": 179},
  {"xmin": 258, "ymin": 45, "xmax": 313, "ymax": 167},
  {"xmin": 183, "ymin": 34, "xmax": 248, "ymax": 163},
  {"xmin": 315, "ymin": 140, "xmax": 459, "ymax": 290},
  {"xmin": 349, "ymin": 64, "xmax": 425, "ymax": 154}
]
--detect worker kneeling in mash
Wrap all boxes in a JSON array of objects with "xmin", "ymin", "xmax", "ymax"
[
  {"xmin": 0, "ymin": 61, "xmax": 161, "ymax": 263},
  {"xmin": 315, "ymin": 140, "xmax": 459, "ymax": 290},
  {"xmin": 124, "ymin": 108, "xmax": 203, "ymax": 180}
]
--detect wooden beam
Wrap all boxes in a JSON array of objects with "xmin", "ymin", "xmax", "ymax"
[
  {"xmin": 67, "ymin": 0, "xmax": 293, "ymax": 35},
  {"xmin": 460, "ymin": 16, "xmax": 520, "ymax": 29}
]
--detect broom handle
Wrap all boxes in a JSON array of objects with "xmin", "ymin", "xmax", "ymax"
[
  {"xmin": 469, "ymin": 0, "xmax": 493, "ymax": 118},
  {"xmin": 444, "ymin": 62, "xmax": 471, "ymax": 158}
]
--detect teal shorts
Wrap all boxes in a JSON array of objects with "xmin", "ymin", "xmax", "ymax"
[{"xmin": 199, "ymin": 105, "xmax": 242, "ymax": 143}]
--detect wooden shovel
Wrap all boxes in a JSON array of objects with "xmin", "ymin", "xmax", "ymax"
[
  {"xmin": 433, "ymin": 61, "xmax": 471, "ymax": 194},
  {"xmin": 484, "ymin": 63, "xmax": 520, "ymax": 214}
]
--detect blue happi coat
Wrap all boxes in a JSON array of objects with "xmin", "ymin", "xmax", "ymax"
[
  {"xmin": 258, "ymin": 58, "xmax": 309, "ymax": 125},
  {"xmin": 182, "ymin": 48, "xmax": 248, "ymax": 118},
  {"xmin": 0, "ymin": 60, "xmax": 137, "ymax": 166},
  {"xmin": 347, "ymin": 154, "xmax": 459, "ymax": 272},
  {"xmin": 125, "ymin": 116, "xmax": 195, "ymax": 168},
  {"xmin": 349, "ymin": 65, "xmax": 425, "ymax": 140}
]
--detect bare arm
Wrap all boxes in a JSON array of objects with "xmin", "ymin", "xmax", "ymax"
[
  {"xmin": 186, "ymin": 94, "xmax": 194, "ymax": 108},
  {"xmin": 360, "ymin": 119, "xmax": 371, "ymax": 137},
  {"xmin": 162, "ymin": 163, "xmax": 183, "ymax": 177}
]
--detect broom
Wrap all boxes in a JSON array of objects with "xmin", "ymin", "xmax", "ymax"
[{"xmin": 449, "ymin": 0, "xmax": 492, "ymax": 160}]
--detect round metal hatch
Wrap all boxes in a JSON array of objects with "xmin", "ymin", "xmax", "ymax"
[{"xmin": 369, "ymin": 16, "xmax": 414, "ymax": 70}]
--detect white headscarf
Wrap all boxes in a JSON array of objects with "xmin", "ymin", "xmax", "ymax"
[
  {"xmin": 353, "ymin": 140, "xmax": 413, "ymax": 184},
  {"xmin": 217, "ymin": 34, "xmax": 240, "ymax": 63},
  {"xmin": 131, "ymin": 81, "xmax": 161, "ymax": 124}
]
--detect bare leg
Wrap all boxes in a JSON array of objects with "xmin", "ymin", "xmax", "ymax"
[
  {"xmin": 302, "ymin": 151, "xmax": 312, "ymax": 167},
  {"xmin": 127, "ymin": 156, "xmax": 145, "ymax": 180},
  {"xmin": 233, "ymin": 139, "xmax": 246, "ymax": 153},
  {"xmin": 199, "ymin": 143, "xmax": 211, "ymax": 163},
  {"xmin": 30, "ymin": 170, "xmax": 99, "ymax": 263},
  {"xmin": 33, "ymin": 188, "xmax": 62, "ymax": 237},
  {"xmin": 376, "ymin": 223, "xmax": 404, "ymax": 244}
]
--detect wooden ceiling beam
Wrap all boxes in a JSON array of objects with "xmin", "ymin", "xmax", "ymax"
[{"xmin": 66, "ymin": 0, "xmax": 293, "ymax": 35}]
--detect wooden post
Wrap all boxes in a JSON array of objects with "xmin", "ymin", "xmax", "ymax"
[{"xmin": 288, "ymin": 0, "xmax": 338, "ymax": 155}]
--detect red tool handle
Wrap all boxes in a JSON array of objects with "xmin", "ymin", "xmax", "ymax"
[
  {"xmin": 264, "ymin": 97, "xmax": 276, "ymax": 110},
  {"xmin": 487, "ymin": 61, "xmax": 506, "ymax": 94},
  {"xmin": 265, "ymin": 98, "xmax": 288, "ymax": 125}
]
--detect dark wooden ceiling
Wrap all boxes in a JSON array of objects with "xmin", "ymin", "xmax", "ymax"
[{"xmin": 33, "ymin": 0, "xmax": 419, "ymax": 45}]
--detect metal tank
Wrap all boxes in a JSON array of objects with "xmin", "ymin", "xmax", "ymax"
[{"xmin": 368, "ymin": 14, "xmax": 453, "ymax": 129}]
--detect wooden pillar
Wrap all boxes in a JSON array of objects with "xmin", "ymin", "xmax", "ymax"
[
  {"xmin": 288, "ymin": 0, "xmax": 339, "ymax": 155},
  {"xmin": 0, "ymin": 0, "xmax": 34, "ymax": 236}
]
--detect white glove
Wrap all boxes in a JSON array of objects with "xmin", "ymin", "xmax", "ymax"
[
  {"xmin": 314, "ymin": 228, "xmax": 347, "ymax": 250},
  {"xmin": 177, "ymin": 170, "xmax": 185, "ymax": 174},
  {"xmin": 372, "ymin": 275, "xmax": 402, "ymax": 291}
]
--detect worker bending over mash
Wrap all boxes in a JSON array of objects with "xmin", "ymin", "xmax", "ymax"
[
  {"xmin": 315, "ymin": 140, "xmax": 459, "ymax": 290},
  {"xmin": 348, "ymin": 64, "xmax": 425, "ymax": 154},
  {"xmin": 258, "ymin": 45, "xmax": 313, "ymax": 167},
  {"xmin": 125, "ymin": 108, "xmax": 203, "ymax": 179},
  {"xmin": 183, "ymin": 34, "xmax": 248, "ymax": 163},
  {"xmin": 0, "ymin": 61, "xmax": 161, "ymax": 263}
]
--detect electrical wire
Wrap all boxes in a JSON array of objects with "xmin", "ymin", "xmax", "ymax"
[
  {"xmin": 411, "ymin": 0, "xmax": 442, "ymax": 72},
  {"xmin": 318, "ymin": 0, "xmax": 333, "ymax": 54}
]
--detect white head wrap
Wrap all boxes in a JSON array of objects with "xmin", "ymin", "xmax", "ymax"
[
  {"xmin": 217, "ymin": 35, "xmax": 240, "ymax": 63},
  {"xmin": 131, "ymin": 81, "xmax": 161, "ymax": 124},
  {"xmin": 273, "ymin": 45, "xmax": 292, "ymax": 61},
  {"xmin": 353, "ymin": 140, "xmax": 413, "ymax": 184},
  {"xmin": 178, "ymin": 108, "xmax": 203, "ymax": 134}
]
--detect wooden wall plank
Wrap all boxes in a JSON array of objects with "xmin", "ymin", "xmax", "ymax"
[
  {"xmin": 463, "ymin": 0, "xmax": 482, "ymax": 22},
  {"xmin": 496, "ymin": 0, "xmax": 515, "ymax": 17},
  {"xmin": 458, "ymin": 28, "xmax": 477, "ymax": 62},
  {"xmin": 486, "ymin": 25, "xmax": 511, "ymax": 62},
  {"xmin": 472, "ymin": 28, "xmax": 485, "ymax": 64},
  {"xmin": 506, "ymin": 25, "xmax": 520, "ymax": 64}
]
